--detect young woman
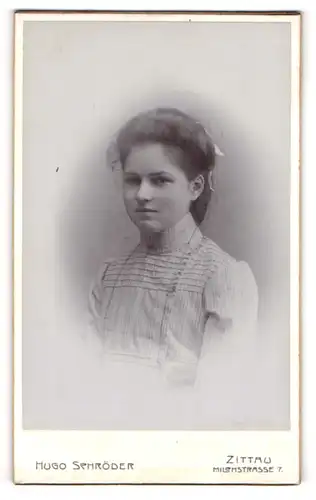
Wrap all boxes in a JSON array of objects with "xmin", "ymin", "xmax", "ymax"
[{"xmin": 88, "ymin": 107, "xmax": 258, "ymax": 387}]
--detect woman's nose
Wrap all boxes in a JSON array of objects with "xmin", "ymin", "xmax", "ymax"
[{"xmin": 136, "ymin": 180, "xmax": 153, "ymax": 202}]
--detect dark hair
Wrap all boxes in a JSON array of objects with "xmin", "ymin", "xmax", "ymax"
[{"xmin": 114, "ymin": 107, "xmax": 216, "ymax": 225}]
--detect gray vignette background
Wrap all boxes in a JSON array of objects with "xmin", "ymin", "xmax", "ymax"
[{"xmin": 21, "ymin": 19, "xmax": 291, "ymax": 430}]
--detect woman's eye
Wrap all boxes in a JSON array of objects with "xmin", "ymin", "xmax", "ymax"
[
  {"xmin": 124, "ymin": 177, "xmax": 140, "ymax": 186},
  {"xmin": 151, "ymin": 178, "xmax": 169, "ymax": 186}
]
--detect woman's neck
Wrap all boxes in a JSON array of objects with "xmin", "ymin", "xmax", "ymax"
[{"xmin": 139, "ymin": 213, "xmax": 201, "ymax": 253}]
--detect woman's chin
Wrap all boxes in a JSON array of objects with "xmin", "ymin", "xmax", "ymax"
[{"xmin": 136, "ymin": 219, "xmax": 163, "ymax": 233}]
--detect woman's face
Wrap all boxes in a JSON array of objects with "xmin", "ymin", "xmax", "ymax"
[{"xmin": 122, "ymin": 143, "xmax": 200, "ymax": 233}]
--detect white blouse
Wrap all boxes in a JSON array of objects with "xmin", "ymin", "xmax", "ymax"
[{"xmin": 88, "ymin": 214, "xmax": 258, "ymax": 386}]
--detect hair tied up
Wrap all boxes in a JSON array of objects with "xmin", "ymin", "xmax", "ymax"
[
  {"xmin": 194, "ymin": 118, "xmax": 224, "ymax": 159},
  {"xmin": 106, "ymin": 107, "xmax": 224, "ymax": 225},
  {"xmin": 214, "ymin": 143, "xmax": 224, "ymax": 157}
]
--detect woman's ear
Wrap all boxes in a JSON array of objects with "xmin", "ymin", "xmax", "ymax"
[{"xmin": 190, "ymin": 174, "xmax": 205, "ymax": 200}]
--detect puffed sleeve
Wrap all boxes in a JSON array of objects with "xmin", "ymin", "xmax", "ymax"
[
  {"xmin": 203, "ymin": 259, "xmax": 259, "ymax": 347},
  {"xmin": 194, "ymin": 261, "xmax": 259, "ymax": 422}
]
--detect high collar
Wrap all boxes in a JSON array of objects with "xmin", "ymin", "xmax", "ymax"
[{"xmin": 138, "ymin": 213, "xmax": 202, "ymax": 253}]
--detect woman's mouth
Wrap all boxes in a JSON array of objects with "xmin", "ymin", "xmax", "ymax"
[{"xmin": 136, "ymin": 208, "xmax": 158, "ymax": 213}]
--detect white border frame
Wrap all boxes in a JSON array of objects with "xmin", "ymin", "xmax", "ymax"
[{"xmin": 13, "ymin": 10, "xmax": 301, "ymax": 485}]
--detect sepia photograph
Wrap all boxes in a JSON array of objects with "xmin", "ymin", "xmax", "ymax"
[{"xmin": 13, "ymin": 10, "xmax": 301, "ymax": 484}]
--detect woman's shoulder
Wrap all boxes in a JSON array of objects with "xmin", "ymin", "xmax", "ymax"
[
  {"xmin": 93, "ymin": 253, "xmax": 128, "ymax": 280},
  {"xmin": 97, "ymin": 245, "xmax": 139, "ymax": 269},
  {"xmin": 91, "ymin": 246, "xmax": 141, "ymax": 284},
  {"xmin": 199, "ymin": 236, "xmax": 236, "ymax": 269},
  {"xmin": 201, "ymin": 238, "xmax": 259, "ymax": 323},
  {"xmin": 200, "ymin": 237, "xmax": 257, "ymax": 287}
]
